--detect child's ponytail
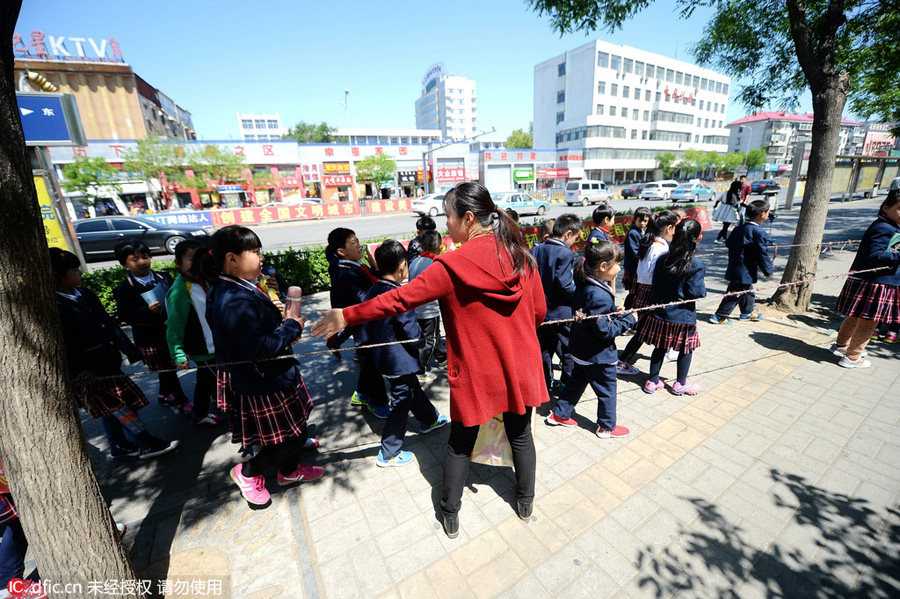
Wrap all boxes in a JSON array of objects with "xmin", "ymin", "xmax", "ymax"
[
  {"xmin": 638, "ymin": 210, "xmax": 678, "ymax": 260},
  {"xmin": 579, "ymin": 241, "xmax": 624, "ymax": 287},
  {"xmin": 659, "ymin": 218, "xmax": 702, "ymax": 280},
  {"xmin": 199, "ymin": 225, "xmax": 262, "ymax": 285}
]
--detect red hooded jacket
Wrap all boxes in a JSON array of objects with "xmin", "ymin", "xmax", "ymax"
[{"xmin": 343, "ymin": 234, "xmax": 548, "ymax": 426}]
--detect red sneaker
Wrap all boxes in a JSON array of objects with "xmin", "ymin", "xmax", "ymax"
[
  {"xmin": 277, "ymin": 463, "xmax": 324, "ymax": 487},
  {"xmin": 545, "ymin": 412, "xmax": 577, "ymax": 427},
  {"xmin": 596, "ymin": 425, "xmax": 630, "ymax": 439}
]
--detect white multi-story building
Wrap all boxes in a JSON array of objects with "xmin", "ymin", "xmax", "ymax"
[
  {"xmin": 726, "ymin": 111, "xmax": 866, "ymax": 174},
  {"xmin": 534, "ymin": 40, "xmax": 732, "ymax": 183},
  {"xmin": 237, "ymin": 111, "xmax": 287, "ymax": 142},
  {"xmin": 415, "ymin": 64, "xmax": 477, "ymax": 141}
]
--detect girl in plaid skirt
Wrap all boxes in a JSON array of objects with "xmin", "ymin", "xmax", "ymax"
[
  {"xmin": 833, "ymin": 190, "xmax": 900, "ymax": 368},
  {"xmin": 638, "ymin": 219, "xmax": 707, "ymax": 396},
  {"xmin": 201, "ymin": 226, "xmax": 323, "ymax": 507},
  {"xmin": 622, "ymin": 207, "xmax": 652, "ymax": 310}
]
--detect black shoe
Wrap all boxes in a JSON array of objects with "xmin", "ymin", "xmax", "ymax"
[
  {"xmin": 517, "ymin": 501, "xmax": 533, "ymax": 521},
  {"xmin": 443, "ymin": 513, "xmax": 459, "ymax": 539},
  {"xmin": 139, "ymin": 439, "xmax": 180, "ymax": 460}
]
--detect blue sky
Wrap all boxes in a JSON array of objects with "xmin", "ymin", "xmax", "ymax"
[{"xmin": 16, "ymin": 0, "xmax": 812, "ymax": 141}]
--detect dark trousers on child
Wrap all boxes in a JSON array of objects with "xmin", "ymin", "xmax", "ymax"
[
  {"xmin": 552, "ymin": 363, "xmax": 618, "ymax": 430},
  {"xmin": 381, "ymin": 374, "xmax": 439, "ymax": 458},
  {"xmin": 242, "ymin": 427, "xmax": 309, "ymax": 478},
  {"xmin": 714, "ymin": 282, "xmax": 754, "ymax": 319},
  {"xmin": 356, "ymin": 348, "xmax": 388, "ymax": 407},
  {"xmin": 538, "ymin": 322, "xmax": 574, "ymax": 391},
  {"xmin": 0, "ymin": 520, "xmax": 28, "ymax": 587},
  {"xmin": 192, "ymin": 359, "xmax": 217, "ymax": 417},
  {"xmin": 440, "ymin": 408, "xmax": 535, "ymax": 516},
  {"xmin": 417, "ymin": 316, "xmax": 447, "ymax": 369}
]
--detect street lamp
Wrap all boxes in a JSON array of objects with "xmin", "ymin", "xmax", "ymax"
[
  {"xmin": 342, "ymin": 89, "xmax": 349, "ymax": 128},
  {"xmin": 421, "ymin": 127, "xmax": 496, "ymax": 194}
]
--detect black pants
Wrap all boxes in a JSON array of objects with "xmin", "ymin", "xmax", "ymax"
[
  {"xmin": 381, "ymin": 374, "xmax": 439, "ymax": 458},
  {"xmin": 417, "ymin": 316, "xmax": 446, "ymax": 369},
  {"xmin": 243, "ymin": 428, "xmax": 309, "ymax": 478},
  {"xmin": 537, "ymin": 322, "xmax": 574, "ymax": 391},
  {"xmin": 440, "ymin": 408, "xmax": 535, "ymax": 516},
  {"xmin": 356, "ymin": 348, "xmax": 388, "ymax": 407},
  {"xmin": 716, "ymin": 222, "xmax": 732, "ymax": 241},
  {"xmin": 192, "ymin": 359, "xmax": 217, "ymax": 417},
  {"xmin": 714, "ymin": 282, "xmax": 755, "ymax": 319}
]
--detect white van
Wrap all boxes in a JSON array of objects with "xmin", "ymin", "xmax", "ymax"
[
  {"xmin": 639, "ymin": 180, "xmax": 680, "ymax": 200},
  {"xmin": 564, "ymin": 180, "xmax": 613, "ymax": 206}
]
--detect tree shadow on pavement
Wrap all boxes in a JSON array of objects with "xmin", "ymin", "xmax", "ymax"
[{"xmin": 634, "ymin": 469, "xmax": 900, "ymax": 598}]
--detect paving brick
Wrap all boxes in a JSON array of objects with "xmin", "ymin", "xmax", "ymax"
[
  {"xmin": 607, "ymin": 493, "xmax": 660, "ymax": 532},
  {"xmin": 396, "ymin": 569, "xmax": 436, "ymax": 599},
  {"xmin": 318, "ymin": 553, "xmax": 363, "ymax": 599},
  {"xmin": 468, "ymin": 551, "xmax": 528, "ymax": 599},
  {"xmin": 423, "ymin": 559, "xmax": 475, "ymax": 599},
  {"xmin": 375, "ymin": 513, "xmax": 433, "ymax": 558},
  {"xmin": 560, "ymin": 568, "xmax": 619, "ymax": 599},
  {"xmin": 449, "ymin": 530, "xmax": 507, "ymax": 575},
  {"xmin": 388, "ymin": 533, "xmax": 447, "ymax": 583},
  {"xmin": 533, "ymin": 543, "xmax": 592, "ymax": 594},
  {"xmin": 632, "ymin": 509, "xmax": 682, "ymax": 555},
  {"xmin": 637, "ymin": 483, "xmax": 697, "ymax": 527},
  {"xmin": 615, "ymin": 459, "xmax": 663, "ymax": 490},
  {"xmin": 495, "ymin": 516, "xmax": 553, "ymax": 569},
  {"xmin": 349, "ymin": 539, "xmax": 394, "ymax": 598},
  {"xmin": 573, "ymin": 528, "xmax": 640, "ymax": 587},
  {"xmin": 497, "ymin": 573, "xmax": 551, "ymax": 599},
  {"xmin": 603, "ymin": 446, "xmax": 643, "ymax": 475}
]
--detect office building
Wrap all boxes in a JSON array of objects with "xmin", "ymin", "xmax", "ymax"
[
  {"xmin": 415, "ymin": 64, "xmax": 477, "ymax": 141},
  {"xmin": 238, "ymin": 112, "xmax": 287, "ymax": 142}
]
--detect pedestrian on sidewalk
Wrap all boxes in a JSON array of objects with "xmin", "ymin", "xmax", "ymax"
[
  {"xmin": 639, "ymin": 218, "xmax": 707, "ymax": 396},
  {"xmin": 832, "ymin": 190, "xmax": 900, "ymax": 368},
  {"xmin": 365, "ymin": 240, "xmax": 448, "ymax": 468},
  {"xmin": 408, "ymin": 230, "xmax": 447, "ymax": 375},
  {"xmin": 313, "ymin": 182, "xmax": 547, "ymax": 539},
  {"xmin": 201, "ymin": 226, "xmax": 323, "ymax": 507},
  {"xmin": 712, "ymin": 181, "xmax": 742, "ymax": 243},
  {"xmin": 545, "ymin": 241, "xmax": 636, "ymax": 438},
  {"xmin": 710, "ymin": 199, "xmax": 774, "ymax": 324}
]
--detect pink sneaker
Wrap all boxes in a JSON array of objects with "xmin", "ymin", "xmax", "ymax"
[
  {"xmin": 278, "ymin": 463, "xmax": 325, "ymax": 487},
  {"xmin": 670, "ymin": 381, "xmax": 701, "ymax": 396},
  {"xmin": 643, "ymin": 380, "xmax": 665, "ymax": 394},
  {"xmin": 230, "ymin": 463, "xmax": 270, "ymax": 505}
]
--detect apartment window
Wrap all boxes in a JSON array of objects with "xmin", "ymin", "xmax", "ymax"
[
  {"xmin": 254, "ymin": 119, "xmax": 265, "ymax": 128},
  {"xmin": 635, "ymin": 61, "xmax": 644, "ymax": 76},
  {"xmin": 631, "ymin": 129, "xmax": 638, "ymax": 139},
  {"xmin": 721, "ymin": 104, "xmax": 726, "ymax": 113},
  {"xmin": 716, "ymin": 81, "xmax": 723, "ymax": 93},
  {"xmin": 245, "ymin": 135, "xmax": 255, "ymax": 141},
  {"xmin": 597, "ymin": 81, "xmax": 606, "ymax": 94},
  {"xmin": 557, "ymin": 90, "xmax": 566, "ymax": 103},
  {"xmin": 699, "ymin": 100, "xmax": 704, "ymax": 110},
  {"xmin": 596, "ymin": 104, "xmax": 604, "ymax": 115},
  {"xmin": 609, "ymin": 106, "xmax": 616, "ymax": 117},
  {"xmin": 642, "ymin": 130, "xmax": 648, "ymax": 140},
  {"xmin": 623, "ymin": 86, "xmax": 630, "ymax": 99},
  {"xmin": 738, "ymin": 126, "xmax": 744, "ymax": 133},
  {"xmin": 695, "ymin": 135, "xmax": 700, "ymax": 143},
  {"xmin": 597, "ymin": 52, "xmax": 609, "ymax": 68},
  {"xmin": 558, "ymin": 62, "xmax": 566, "ymax": 76},
  {"xmin": 646, "ymin": 64, "xmax": 655, "ymax": 78},
  {"xmin": 611, "ymin": 84, "xmax": 618, "ymax": 96},
  {"xmin": 267, "ymin": 120, "xmax": 278, "ymax": 129},
  {"xmin": 634, "ymin": 88, "xmax": 640, "ymax": 99},
  {"xmin": 624, "ymin": 58, "xmax": 633, "ymax": 73},
  {"xmin": 556, "ymin": 111, "xmax": 565, "ymax": 124},
  {"xmin": 632, "ymin": 109, "xmax": 639, "ymax": 120},
  {"xmin": 645, "ymin": 90, "xmax": 651, "ymax": 102},
  {"xmin": 610, "ymin": 54, "xmax": 621, "ymax": 70},
  {"xmin": 723, "ymin": 83, "xmax": 729, "ymax": 95},
  {"xmin": 718, "ymin": 120, "xmax": 723, "ymax": 128},
  {"xmin": 666, "ymin": 69, "xmax": 674, "ymax": 82},
  {"xmin": 676, "ymin": 71, "xmax": 683, "ymax": 85},
  {"xmin": 736, "ymin": 138, "xmax": 741, "ymax": 146},
  {"xmin": 701, "ymin": 78, "xmax": 708, "ymax": 90},
  {"xmin": 643, "ymin": 110, "xmax": 650, "ymax": 121},
  {"xmin": 704, "ymin": 119, "xmax": 709, "ymax": 127},
  {"xmin": 713, "ymin": 103, "xmax": 718, "ymax": 112},
  {"xmin": 241, "ymin": 119, "xmax": 253, "ymax": 129},
  {"xmin": 655, "ymin": 92, "xmax": 661, "ymax": 102}
]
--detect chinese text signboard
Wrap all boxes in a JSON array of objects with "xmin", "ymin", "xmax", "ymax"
[
  {"xmin": 363, "ymin": 199, "xmax": 413, "ymax": 214},
  {"xmin": 35, "ymin": 175, "xmax": 70, "ymax": 250},
  {"xmin": 143, "ymin": 202, "xmax": 361, "ymax": 228}
]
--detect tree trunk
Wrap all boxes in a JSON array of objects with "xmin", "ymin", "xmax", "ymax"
[
  {"xmin": 0, "ymin": 5, "xmax": 143, "ymax": 597},
  {"xmin": 769, "ymin": 76, "xmax": 849, "ymax": 313}
]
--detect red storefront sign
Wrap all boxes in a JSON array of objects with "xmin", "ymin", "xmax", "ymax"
[
  {"xmin": 363, "ymin": 198, "xmax": 413, "ymax": 214},
  {"xmin": 323, "ymin": 162, "xmax": 350, "ymax": 175},
  {"xmin": 436, "ymin": 167, "xmax": 466, "ymax": 182},
  {"xmin": 209, "ymin": 202, "xmax": 360, "ymax": 227},
  {"xmin": 536, "ymin": 168, "xmax": 569, "ymax": 179},
  {"xmin": 323, "ymin": 175, "xmax": 353, "ymax": 186}
]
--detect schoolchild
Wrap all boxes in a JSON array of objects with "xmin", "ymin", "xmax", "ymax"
[
  {"xmin": 408, "ymin": 216, "xmax": 437, "ymax": 262},
  {"xmin": 832, "ymin": 190, "xmax": 900, "ymax": 368},
  {"xmin": 546, "ymin": 241, "xmax": 636, "ymax": 438},
  {"xmin": 325, "ymin": 228, "xmax": 390, "ymax": 418},
  {"xmin": 622, "ymin": 207, "xmax": 652, "ymax": 310},
  {"xmin": 537, "ymin": 218, "xmax": 555, "ymax": 244},
  {"xmin": 112, "ymin": 240, "xmax": 188, "ymax": 408},
  {"xmin": 617, "ymin": 210, "xmax": 679, "ymax": 374},
  {"xmin": 710, "ymin": 200, "xmax": 774, "ymax": 324},
  {"xmin": 165, "ymin": 239, "xmax": 225, "ymax": 427},
  {"xmin": 587, "ymin": 203, "xmax": 615, "ymax": 244},
  {"xmin": 51, "ymin": 248, "xmax": 178, "ymax": 460},
  {"xmin": 201, "ymin": 226, "xmax": 323, "ymax": 506},
  {"xmin": 531, "ymin": 213, "xmax": 583, "ymax": 393},
  {"xmin": 408, "ymin": 230, "xmax": 447, "ymax": 375},
  {"xmin": 639, "ymin": 219, "xmax": 707, "ymax": 395},
  {"xmin": 366, "ymin": 241, "xmax": 449, "ymax": 467}
]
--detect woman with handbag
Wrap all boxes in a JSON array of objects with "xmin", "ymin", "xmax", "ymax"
[
  {"xmin": 312, "ymin": 182, "xmax": 548, "ymax": 539},
  {"xmin": 713, "ymin": 180, "xmax": 742, "ymax": 244}
]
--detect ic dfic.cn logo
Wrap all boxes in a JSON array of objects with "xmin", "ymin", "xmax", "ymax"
[{"xmin": 7, "ymin": 578, "xmax": 44, "ymax": 597}]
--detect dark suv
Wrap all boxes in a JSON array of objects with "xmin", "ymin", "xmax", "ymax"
[
  {"xmin": 750, "ymin": 179, "xmax": 780, "ymax": 194},
  {"xmin": 74, "ymin": 216, "xmax": 209, "ymax": 261},
  {"xmin": 621, "ymin": 184, "xmax": 645, "ymax": 199}
]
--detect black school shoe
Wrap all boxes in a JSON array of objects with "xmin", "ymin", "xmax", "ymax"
[
  {"xmin": 443, "ymin": 513, "xmax": 459, "ymax": 539},
  {"xmin": 517, "ymin": 501, "xmax": 533, "ymax": 521}
]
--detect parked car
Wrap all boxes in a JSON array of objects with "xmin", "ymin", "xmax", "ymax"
[
  {"xmin": 73, "ymin": 216, "xmax": 209, "ymax": 260},
  {"xmin": 620, "ymin": 183, "xmax": 645, "ymax": 199},
  {"xmin": 411, "ymin": 193, "xmax": 445, "ymax": 217},
  {"xmin": 639, "ymin": 180, "xmax": 680, "ymax": 200},
  {"xmin": 670, "ymin": 182, "xmax": 717, "ymax": 202},
  {"xmin": 750, "ymin": 179, "xmax": 781, "ymax": 194},
  {"xmin": 564, "ymin": 180, "xmax": 613, "ymax": 206},
  {"xmin": 491, "ymin": 191, "xmax": 551, "ymax": 216}
]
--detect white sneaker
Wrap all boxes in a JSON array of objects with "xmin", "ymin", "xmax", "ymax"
[
  {"xmin": 829, "ymin": 344, "xmax": 867, "ymax": 358},
  {"xmin": 664, "ymin": 349, "xmax": 679, "ymax": 363},
  {"xmin": 838, "ymin": 355, "xmax": 871, "ymax": 369}
]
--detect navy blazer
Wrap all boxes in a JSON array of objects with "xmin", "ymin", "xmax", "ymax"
[
  {"xmin": 113, "ymin": 270, "xmax": 173, "ymax": 347},
  {"xmin": 568, "ymin": 277, "xmax": 636, "ymax": 364},
  {"xmin": 57, "ymin": 288, "xmax": 141, "ymax": 378},
  {"xmin": 365, "ymin": 279, "xmax": 425, "ymax": 376},
  {"xmin": 649, "ymin": 256, "xmax": 707, "ymax": 325},
  {"xmin": 849, "ymin": 216, "xmax": 900, "ymax": 286},
  {"xmin": 532, "ymin": 238, "xmax": 576, "ymax": 320},
  {"xmin": 206, "ymin": 275, "xmax": 303, "ymax": 395},
  {"xmin": 329, "ymin": 261, "xmax": 373, "ymax": 344},
  {"xmin": 587, "ymin": 227, "xmax": 612, "ymax": 244},
  {"xmin": 623, "ymin": 227, "xmax": 642, "ymax": 273},
  {"xmin": 724, "ymin": 221, "xmax": 774, "ymax": 284}
]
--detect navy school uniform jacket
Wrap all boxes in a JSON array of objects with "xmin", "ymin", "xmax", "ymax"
[
  {"xmin": 623, "ymin": 227, "xmax": 642, "ymax": 274},
  {"xmin": 113, "ymin": 270, "xmax": 174, "ymax": 347},
  {"xmin": 568, "ymin": 277, "xmax": 637, "ymax": 364},
  {"xmin": 849, "ymin": 215, "xmax": 900, "ymax": 286},
  {"xmin": 365, "ymin": 279, "xmax": 425, "ymax": 376},
  {"xmin": 206, "ymin": 275, "xmax": 303, "ymax": 395},
  {"xmin": 725, "ymin": 221, "xmax": 774, "ymax": 284},
  {"xmin": 329, "ymin": 260, "xmax": 373, "ymax": 344},
  {"xmin": 57, "ymin": 288, "xmax": 141, "ymax": 378},
  {"xmin": 649, "ymin": 256, "xmax": 707, "ymax": 325},
  {"xmin": 531, "ymin": 238, "xmax": 576, "ymax": 321},
  {"xmin": 587, "ymin": 227, "xmax": 612, "ymax": 245}
]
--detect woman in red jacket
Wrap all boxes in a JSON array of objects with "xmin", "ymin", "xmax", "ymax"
[{"xmin": 313, "ymin": 182, "xmax": 548, "ymax": 538}]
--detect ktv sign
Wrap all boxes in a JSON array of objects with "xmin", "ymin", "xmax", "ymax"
[{"xmin": 13, "ymin": 31, "xmax": 124, "ymax": 63}]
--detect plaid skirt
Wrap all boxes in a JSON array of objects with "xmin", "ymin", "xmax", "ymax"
[
  {"xmin": 836, "ymin": 278, "xmax": 900, "ymax": 324},
  {"xmin": 632, "ymin": 283, "xmax": 653, "ymax": 310},
  {"xmin": 637, "ymin": 315, "xmax": 701, "ymax": 354},
  {"xmin": 138, "ymin": 342, "xmax": 176, "ymax": 372},
  {"xmin": 622, "ymin": 270, "xmax": 638, "ymax": 295},
  {"xmin": 73, "ymin": 374, "xmax": 150, "ymax": 419},
  {"xmin": 216, "ymin": 369, "xmax": 314, "ymax": 447}
]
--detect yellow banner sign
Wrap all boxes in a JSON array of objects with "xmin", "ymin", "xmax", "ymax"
[{"xmin": 35, "ymin": 175, "xmax": 69, "ymax": 251}]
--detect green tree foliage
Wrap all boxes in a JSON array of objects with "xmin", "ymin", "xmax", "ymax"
[
  {"xmin": 121, "ymin": 135, "xmax": 191, "ymax": 197},
  {"xmin": 355, "ymin": 153, "xmax": 396, "ymax": 190},
  {"xmin": 655, "ymin": 152, "xmax": 676, "ymax": 178},
  {"xmin": 283, "ymin": 121, "xmax": 336, "ymax": 143},
  {"xmin": 60, "ymin": 157, "xmax": 123, "ymax": 206},
  {"xmin": 744, "ymin": 148, "xmax": 767, "ymax": 172},
  {"xmin": 721, "ymin": 152, "xmax": 746, "ymax": 173},
  {"xmin": 507, "ymin": 123, "xmax": 534, "ymax": 149}
]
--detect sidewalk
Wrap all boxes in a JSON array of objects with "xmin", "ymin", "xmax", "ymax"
[{"xmin": 88, "ymin": 197, "xmax": 898, "ymax": 598}]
